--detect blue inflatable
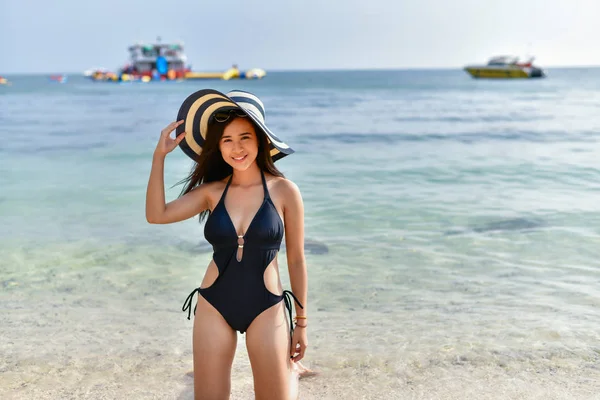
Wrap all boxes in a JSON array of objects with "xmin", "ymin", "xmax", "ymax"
[{"xmin": 156, "ymin": 56, "xmax": 168, "ymax": 75}]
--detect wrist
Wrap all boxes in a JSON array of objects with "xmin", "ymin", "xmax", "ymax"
[
  {"xmin": 153, "ymin": 150, "xmax": 166, "ymax": 161},
  {"xmin": 293, "ymin": 315, "xmax": 307, "ymax": 327}
]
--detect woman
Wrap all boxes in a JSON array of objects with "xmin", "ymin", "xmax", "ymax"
[{"xmin": 145, "ymin": 89, "xmax": 310, "ymax": 399}]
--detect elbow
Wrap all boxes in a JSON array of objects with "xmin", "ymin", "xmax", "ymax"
[
  {"xmin": 146, "ymin": 213, "xmax": 162, "ymax": 224},
  {"xmin": 287, "ymin": 258, "xmax": 307, "ymax": 270}
]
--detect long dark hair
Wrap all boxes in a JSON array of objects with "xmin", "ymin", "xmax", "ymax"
[{"xmin": 176, "ymin": 117, "xmax": 284, "ymax": 222}]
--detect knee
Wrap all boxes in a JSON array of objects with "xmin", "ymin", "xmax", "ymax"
[
  {"xmin": 194, "ymin": 379, "xmax": 230, "ymax": 400},
  {"xmin": 193, "ymin": 368, "xmax": 231, "ymax": 400}
]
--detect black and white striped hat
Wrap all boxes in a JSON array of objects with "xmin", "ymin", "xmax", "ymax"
[{"xmin": 176, "ymin": 89, "xmax": 294, "ymax": 162}]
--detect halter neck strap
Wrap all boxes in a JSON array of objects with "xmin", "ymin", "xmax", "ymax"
[{"xmin": 260, "ymin": 170, "xmax": 270, "ymax": 200}]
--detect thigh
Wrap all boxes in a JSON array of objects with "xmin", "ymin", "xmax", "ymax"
[
  {"xmin": 193, "ymin": 293, "xmax": 237, "ymax": 400},
  {"xmin": 245, "ymin": 301, "xmax": 297, "ymax": 400}
]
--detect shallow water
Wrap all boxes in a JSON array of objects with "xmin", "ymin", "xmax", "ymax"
[{"xmin": 1, "ymin": 69, "xmax": 599, "ymax": 399}]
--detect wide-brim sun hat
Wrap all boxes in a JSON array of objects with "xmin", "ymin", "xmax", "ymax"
[{"xmin": 175, "ymin": 89, "xmax": 294, "ymax": 162}]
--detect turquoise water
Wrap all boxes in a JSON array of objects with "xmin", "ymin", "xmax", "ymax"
[{"xmin": 1, "ymin": 70, "xmax": 600, "ymax": 399}]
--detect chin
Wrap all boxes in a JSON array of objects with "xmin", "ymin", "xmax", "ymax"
[{"xmin": 230, "ymin": 163, "xmax": 250, "ymax": 171}]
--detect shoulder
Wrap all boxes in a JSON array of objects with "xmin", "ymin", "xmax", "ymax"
[
  {"xmin": 204, "ymin": 178, "xmax": 229, "ymax": 192},
  {"xmin": 189, "ymin": 178, "xmax": 227, "ymax": 195},
  {"xmin": 268, "ymin": 175, "xmax": 300, "ymax": 194},
  {"xmin": 190, "ymin": 178, "xmax": 229, "ymax": 209},
  {"xmin": 268, "ymin": 175, "xmax": 303, "ymax": 207}
]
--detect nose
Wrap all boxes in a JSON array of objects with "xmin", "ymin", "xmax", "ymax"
[{"xmin": 232, "ymin": 139, "xmax": 243, "ymax": 153}]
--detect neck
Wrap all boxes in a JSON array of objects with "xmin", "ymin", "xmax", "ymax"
[{"xmin": 230, "ymin": 162, "xmax": 262, "ymax": 187}]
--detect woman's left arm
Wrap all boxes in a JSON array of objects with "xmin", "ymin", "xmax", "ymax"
[
  {"xmin": 281, "ymin": 179, "xmax": 309, "ymax": 361},
  {"xmin": 282, "ymin": 179, "xmax": 307, "ymax": 317}
]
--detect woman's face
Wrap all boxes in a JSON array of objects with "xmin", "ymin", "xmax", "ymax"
[{"xmin": 219, "ymin": 117, "xmax": 259, "ymax": 171}]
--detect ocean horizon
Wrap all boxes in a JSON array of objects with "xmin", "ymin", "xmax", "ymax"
[{"xmin": 4, "ymin": 64, "xmax": 600, "ymax": 76}]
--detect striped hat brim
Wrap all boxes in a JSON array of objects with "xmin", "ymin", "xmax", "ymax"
[{"xmin": 175, "ymin": 89, "xmax": 294, "ymax": 162}]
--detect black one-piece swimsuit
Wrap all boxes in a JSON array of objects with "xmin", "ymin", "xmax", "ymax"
[{"xmin": 182, "ymin": 171, "xmax": 302, "ymax": 336}]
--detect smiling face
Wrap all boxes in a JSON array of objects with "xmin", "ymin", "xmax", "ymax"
[{"xmin": 219, "ymin": 117, "xmax": 260, "ymax": 171}]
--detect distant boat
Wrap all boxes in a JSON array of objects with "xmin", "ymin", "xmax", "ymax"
[
  {"xmin": 0, "ymin": 76, "xmax": 10, "ymax": 85},
  {"xmin": 49, "ymin": 74, "xmax": 68, "ymax": 83},
  {"xmin": 83, "ymin": 67, "xmax": 109, "ymax": 77},
  {"xmin": 464, "ymin": 56, "xmax": 545, "ymax": 79},
  {"xmin": 88, "ymin": 38, "xmax": 266, "ymax": 82}
]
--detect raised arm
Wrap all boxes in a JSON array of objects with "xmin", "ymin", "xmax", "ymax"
[{"xmin": 145, "ymin": 120, "xmax": 209, "ymax": 224}]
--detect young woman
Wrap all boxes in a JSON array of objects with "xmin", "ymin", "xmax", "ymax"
[{"xmin": 145, "ymin": 89, "xmax": 310, "ymax": 399}]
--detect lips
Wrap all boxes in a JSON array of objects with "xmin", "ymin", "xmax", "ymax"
[{"xmin": 232, "ymin": 155, "xmax": 247, "ymax": 162}]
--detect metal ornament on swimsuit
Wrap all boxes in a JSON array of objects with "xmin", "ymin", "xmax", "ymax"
[{"xmin": 182, "ymin": 171, "xmax": 303, "ymax": 340}]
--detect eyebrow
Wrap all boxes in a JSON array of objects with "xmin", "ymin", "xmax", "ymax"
[{"xmin": 222, "ymin": 132, "xmax": 252, "ymax": 139}]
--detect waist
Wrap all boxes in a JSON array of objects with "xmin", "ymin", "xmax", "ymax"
[{"xmin": 211, "ymin": 242, "xmax": 281, "ymax": 252}]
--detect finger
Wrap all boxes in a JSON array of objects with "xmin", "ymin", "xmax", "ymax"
[
  {"xmin": 162, "ymin": 120, "xmax": 184, "ymax": 137},
  {"xmin": 293, "ymin": 343, "xmax": 307, "ymax": 362},
  {"xmin": 170, "ymin": 119, "xmax": 184, "ymax": 128},
  {"xmin": 291, "ymin": 341, "xmax": 302, "ymax": 358},
  {"xmin": 175, "ymin": 132, "xmax": 186, "ymax": 143},
  {"xmin": 292, "ymin": 348, "xmax": 305, "ymax": 362}
]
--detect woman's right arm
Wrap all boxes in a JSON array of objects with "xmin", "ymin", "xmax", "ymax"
[{"xmin": 145, "ymin": 120, "xmax": 209, "ymax": 224}]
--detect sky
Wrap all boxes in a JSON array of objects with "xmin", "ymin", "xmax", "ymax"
[{"xmin": 1, "ymin": 0, "xmax": 600, "ymax": 74}]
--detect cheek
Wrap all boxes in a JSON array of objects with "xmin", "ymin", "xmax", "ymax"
[
  {"xmin": 219, "ymin": 142, "xmax": 230, "ymax": 154},
  {"xmin": 247, "ymin": 139, "xmax": 259, "ymax": 154}
]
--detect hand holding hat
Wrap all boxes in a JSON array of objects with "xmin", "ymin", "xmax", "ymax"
[{"xmin": 155, "ymin": 120, "xmax": 187, "ymax": 157}]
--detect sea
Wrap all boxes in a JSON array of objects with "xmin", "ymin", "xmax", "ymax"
[{"xmin": 1, "ymin": 69, "xmax": 599, "ymax": 399}]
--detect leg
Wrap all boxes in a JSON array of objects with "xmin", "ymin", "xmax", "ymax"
[
  {"xmin": 245, "ymin": 301, "xmax": 299, "ymax": 400},
  {"xmin": 192, "ymin": 293, "xmax": 237, "ymax": 400}
]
